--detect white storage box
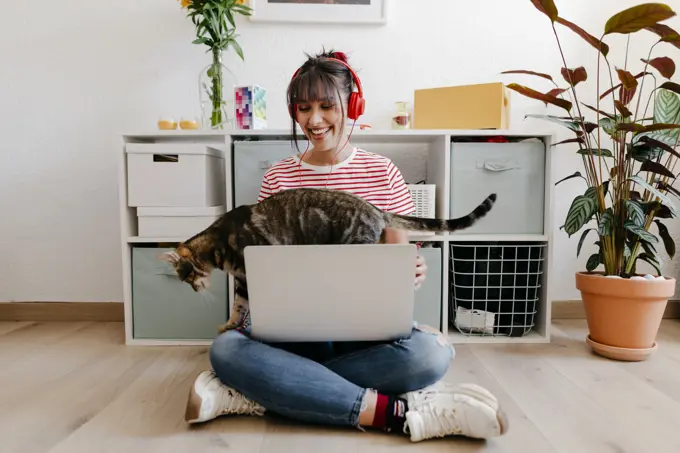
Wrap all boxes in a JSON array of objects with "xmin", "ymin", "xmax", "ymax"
[
  {"xmin": 126, "ymin": 143, "xmax": 225, "ymax": 207},
  {"xmin": 137, "ymin": 205, "xmax": 225, "ymax": 238}
]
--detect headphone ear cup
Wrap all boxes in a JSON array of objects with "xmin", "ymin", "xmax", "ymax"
[{"xmin": 347, "ymin": 92, "xmax": 363, "ymax": 120}]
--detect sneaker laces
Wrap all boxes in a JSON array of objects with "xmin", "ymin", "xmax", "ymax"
[
  {"xmin": 218, "ymin": 387, "xmax": 265, "ymax": 416},
  {"xmin": 405, "ymin": 385, "xmax": 465, "ymax": 438}
]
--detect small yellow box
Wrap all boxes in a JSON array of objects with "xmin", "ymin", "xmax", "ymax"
[{"xmin": 413, "ymin": 82, "xmax": 511, "ymax": 130}]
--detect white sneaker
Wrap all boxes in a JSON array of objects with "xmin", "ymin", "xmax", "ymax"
[
  {"xmin": 402, "ymin": 382, "xmax": 508, "ymax": 441},
  {"xmin": 184, "ymin": 370, "xmax": 266, "ymax": 424}
]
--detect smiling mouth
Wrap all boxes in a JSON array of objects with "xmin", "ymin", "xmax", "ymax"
[{"xmin": 309, "ymin": 127, "xmax": 330, "ymax": 139}]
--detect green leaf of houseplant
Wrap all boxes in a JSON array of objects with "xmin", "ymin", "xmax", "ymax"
[
  {"xmin": 624, "ymin": 220, "xmax": 659, "ymax": 244},
  {"xmin": 646, "ymin": 23, "xmax": 680, "ymax": 49},
  {"xmin": 586, "ymin": 253, "xmax": 601, "ymax": 272},
  {"xmin": 525, "ymin": 114, "xmax": 583, "ymax": 131},
  {"xmin": 598, "ymin": 209, "xmax": 615, "ymax": 236},
  {"xmin": 577, "ymin": 228, "xmax": 596, "ymax": 257},
  {"xmin": 530, "ymin": 0, "xmax": 559, "ymax": 22},
  {"xmin": 555, "ymin": 171, "xmax": 584, "ymax": 185},
  {"xmin": 640, "ymin": 160, "xmax": 676, "ymax": 178},
  {"xmin": 637, "ymin": 136, "xmax": 680, "ymax": 159},
  {"xmin": 637, "ymin": 253, "xmax": 663, "ymax": 275},
  {"xmin": 658, "ymin": 81, "xmax": 680, "ymax": 95},
  {"xmin": 556, "ymin": 17, "xmax": 610, "ymax": 56},
  {"xmin": 577, "ymin": 148, "xmax": 614, "ymax": 157},
  {"xmin": 655, "ymin": 219, "xmax": 676, "ymax": 258},
  {"xmin": 561, "ymin": 66, "xmax": 587, "ymax": 86},
  {"xmin": 626, "ymin": 200, "xmax": 646, "ymax": 226},
  {"xmin": 653, "ymin": 88, "xmax": 680, "ymax": 139},
  {"xmin": 641, "ymin": 56, "xmax": 676, "ymax": 79},
  {"xmin": 564, "ymin": 195, "xmax": 597, "ymax": 236},
  {"xmin": 604, "ymin": 3, "xmax": 676, "ymax": 35},
  {"xmin": 500, "ymin": 70, "xmax": 554, "ymax": 81},
  {"xmin": 507, "ymin": 84, "xmax": 572, "ymax": 112},
  {"xmin": 552, "ymin": 137, "xmax": 585, "ymax": 147},
  {"xmin": 628, "ymin": 175, "xmax": 678, "ymax": 216}
]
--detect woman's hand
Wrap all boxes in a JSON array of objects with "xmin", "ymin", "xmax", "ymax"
[
  {"xmin": 415, "ymin": 254, "xmax": 427, "ymax": 290},
  {"xmin": 384, "ymin": 227, "xmax": 427, "ymax": 289}
]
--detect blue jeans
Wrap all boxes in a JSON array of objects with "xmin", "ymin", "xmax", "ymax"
[{"xmin": 209, "ymin": 325, "xmax": 454, "ymax": 427}]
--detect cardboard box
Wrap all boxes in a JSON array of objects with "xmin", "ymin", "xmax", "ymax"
[{"xmin": 413, "ymin": 82, "xmax": 510, "ymax": 130}]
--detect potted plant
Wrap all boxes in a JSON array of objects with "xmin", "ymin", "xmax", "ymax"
[
  {"xmin": 503, "ymin": 0, "xmax": 680, "ymax": 361},
  {"xmin": 178, "ymin": 0, "xmax": 252, "ymax": 129}
]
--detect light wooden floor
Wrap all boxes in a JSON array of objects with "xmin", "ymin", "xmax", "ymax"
[{"xmin": 1, "ymin": 319, "xmax": 680, "ymax": 453}]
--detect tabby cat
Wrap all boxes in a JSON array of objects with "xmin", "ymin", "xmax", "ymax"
[{"xmin": 160, "ymin": 187, "xmax": 496, "ymax": 333}]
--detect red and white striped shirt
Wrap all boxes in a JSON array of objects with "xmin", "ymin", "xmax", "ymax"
[{"xmin": 257, "ymin": 147, "xmax": 415, "ymax": 215}]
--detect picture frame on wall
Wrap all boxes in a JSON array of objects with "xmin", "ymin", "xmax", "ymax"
[{"xmin": 248, "ymin": 0, "xmax": 388, "ymax": 25}]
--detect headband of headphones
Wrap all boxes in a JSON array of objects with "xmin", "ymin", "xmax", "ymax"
[{"xmin": 288, "ymin": 54, "xmax": 365, "ymax": 120}]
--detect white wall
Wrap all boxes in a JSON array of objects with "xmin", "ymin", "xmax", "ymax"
[{"xmin": 1, "ymin": 0, "xmax": 679, "ymax": 302}]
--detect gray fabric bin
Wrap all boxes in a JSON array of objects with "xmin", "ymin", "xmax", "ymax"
[
  {"xmin": 450, "ymin": 141, "xmax": 545, "ymax": 234},
  {"xmin": 131, "ymin": 247, "xmax": 228, "ymax": 340},
  {"xmin": 233, "ymin": 140, "xmax": 308, "ymax": 207}
]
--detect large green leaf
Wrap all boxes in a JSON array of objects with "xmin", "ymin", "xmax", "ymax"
[
  {"xmin": 586, "ymin": 253, "xmax": 601, "ymax": 271},
  {"xmin": 577, "ymin": 228, "xmax": 596, "ymax": 257},
  {"xmin": 628, "ymin": 175, "xmax": 678, "ymax": 216},
  {"xmin": 598, "ymin": 209, "xmax": 615, "ymax": 236},
  {"xmin": 654, "ymin": 88, "xmax": 680, "ymax": 138},
  {"xmin": 564, "ymin": 195, "xmax": 597, "ymax": 236},
  {"xmin": 626, "ymin": 200, "xmax": 646, "ymax": 226},
  {"xmin": 640, "ymin": 160, "xmax": 676, "ymax": 178},
  {"xmin": 655, "ymin": 219, "xmax": 676, "ymax": 258},
  {"xmin": 624, "ymin": 220, "xmax": 659, "ymax": 244},
  {"xmin": 604, "ymin": 3, "xmax": 676, "ymax": 35}
]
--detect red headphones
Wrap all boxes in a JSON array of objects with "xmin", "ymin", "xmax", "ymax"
[{"xmin": 288, "ymin": 57, "xmax": 365, "ymax": 121}]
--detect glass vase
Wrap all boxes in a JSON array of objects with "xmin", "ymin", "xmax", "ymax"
[
  {"xmin": 199, "ymin": 49, "xmax": 237, "ymax": 129},
  {"xmin": 392, "ymin": 101, "xmax": 411, "ymax": 130}
]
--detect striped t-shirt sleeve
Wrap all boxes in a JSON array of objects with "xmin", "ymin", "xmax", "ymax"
[
  {"xmin": 257, "ymin": 172, "xmax": 273, "ymax": 203},
  {"xmin": 386, "ymin": 161, "xmax": 416, "ymax": 216}
]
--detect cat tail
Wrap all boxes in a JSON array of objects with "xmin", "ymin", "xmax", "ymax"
[{"xmin": 384, "ymin": 193, "xmax": 497, "ymax": 232}]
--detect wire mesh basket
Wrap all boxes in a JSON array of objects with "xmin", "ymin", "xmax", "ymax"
[{"xmin": 449, "ymin": 242, "xmax": 546, "ymax": 337}]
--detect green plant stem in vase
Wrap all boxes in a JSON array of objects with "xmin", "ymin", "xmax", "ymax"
[
  {"xmin": 179, "ymin": 0, "xmax": 252, "ymax": 129},
  {"xmin": 199, "ymin": 48, "xmax": 236, "ymax": 129},
  {"xmin": 501, "ymin": 0, "xmax": 680, "ymax": 361}
]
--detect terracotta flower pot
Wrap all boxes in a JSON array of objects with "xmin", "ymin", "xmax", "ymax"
[{"xmin": 575, "ymin": 272, "xmax": 675, "ymax": 361}]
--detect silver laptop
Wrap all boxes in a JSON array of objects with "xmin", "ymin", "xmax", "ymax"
[{"xmin": 243, "ymin": 244, "xmax": 417, "ymax": 342}]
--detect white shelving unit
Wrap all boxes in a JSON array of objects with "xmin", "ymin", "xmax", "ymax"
[{"xmin": 119, "ymin": 128, "xmax": 554, "ymax": 346}]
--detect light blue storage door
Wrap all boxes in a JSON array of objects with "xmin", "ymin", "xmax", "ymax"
[
  {"xmin": 413, "ymin": 247, "xmax": 442, "ymax": 329},
  {"xmin": 233, "ymin": 140, "xmax": 308, "ymax": 207},
  {"xmin": 450, "ymin": 141, "xmax": 545, "ymax": 234},
  {"xmin": 132, "ymin": 247, "xmax": 228, "ymax": 340}
]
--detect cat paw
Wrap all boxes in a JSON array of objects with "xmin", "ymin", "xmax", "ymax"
[{"xmin": 217, "ymin": 321, "xmax": 239, "ymax": 334}]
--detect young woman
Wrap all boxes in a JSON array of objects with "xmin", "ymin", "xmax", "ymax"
[{"xmin": 183, "ymin": 49, "xmax": 508, "ymax": 442}]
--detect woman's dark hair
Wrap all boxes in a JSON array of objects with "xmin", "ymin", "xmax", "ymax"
[{"xmin": 287, "ymin": 48, "xmax": 356, "ymax": 153}]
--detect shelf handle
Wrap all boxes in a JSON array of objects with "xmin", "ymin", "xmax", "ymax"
[{"xmin": 478, "ymin": 160, "xmax": 519, "ymax": 172}]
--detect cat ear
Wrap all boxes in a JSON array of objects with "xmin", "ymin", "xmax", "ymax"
[{"xmin": 158, "ymin": 251, "xmax": 181, "ymax": 264}]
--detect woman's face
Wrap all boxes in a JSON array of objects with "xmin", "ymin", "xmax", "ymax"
[{"xmin": 295, "ymin": 96, "xmax": 346, "ymax": 152}]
